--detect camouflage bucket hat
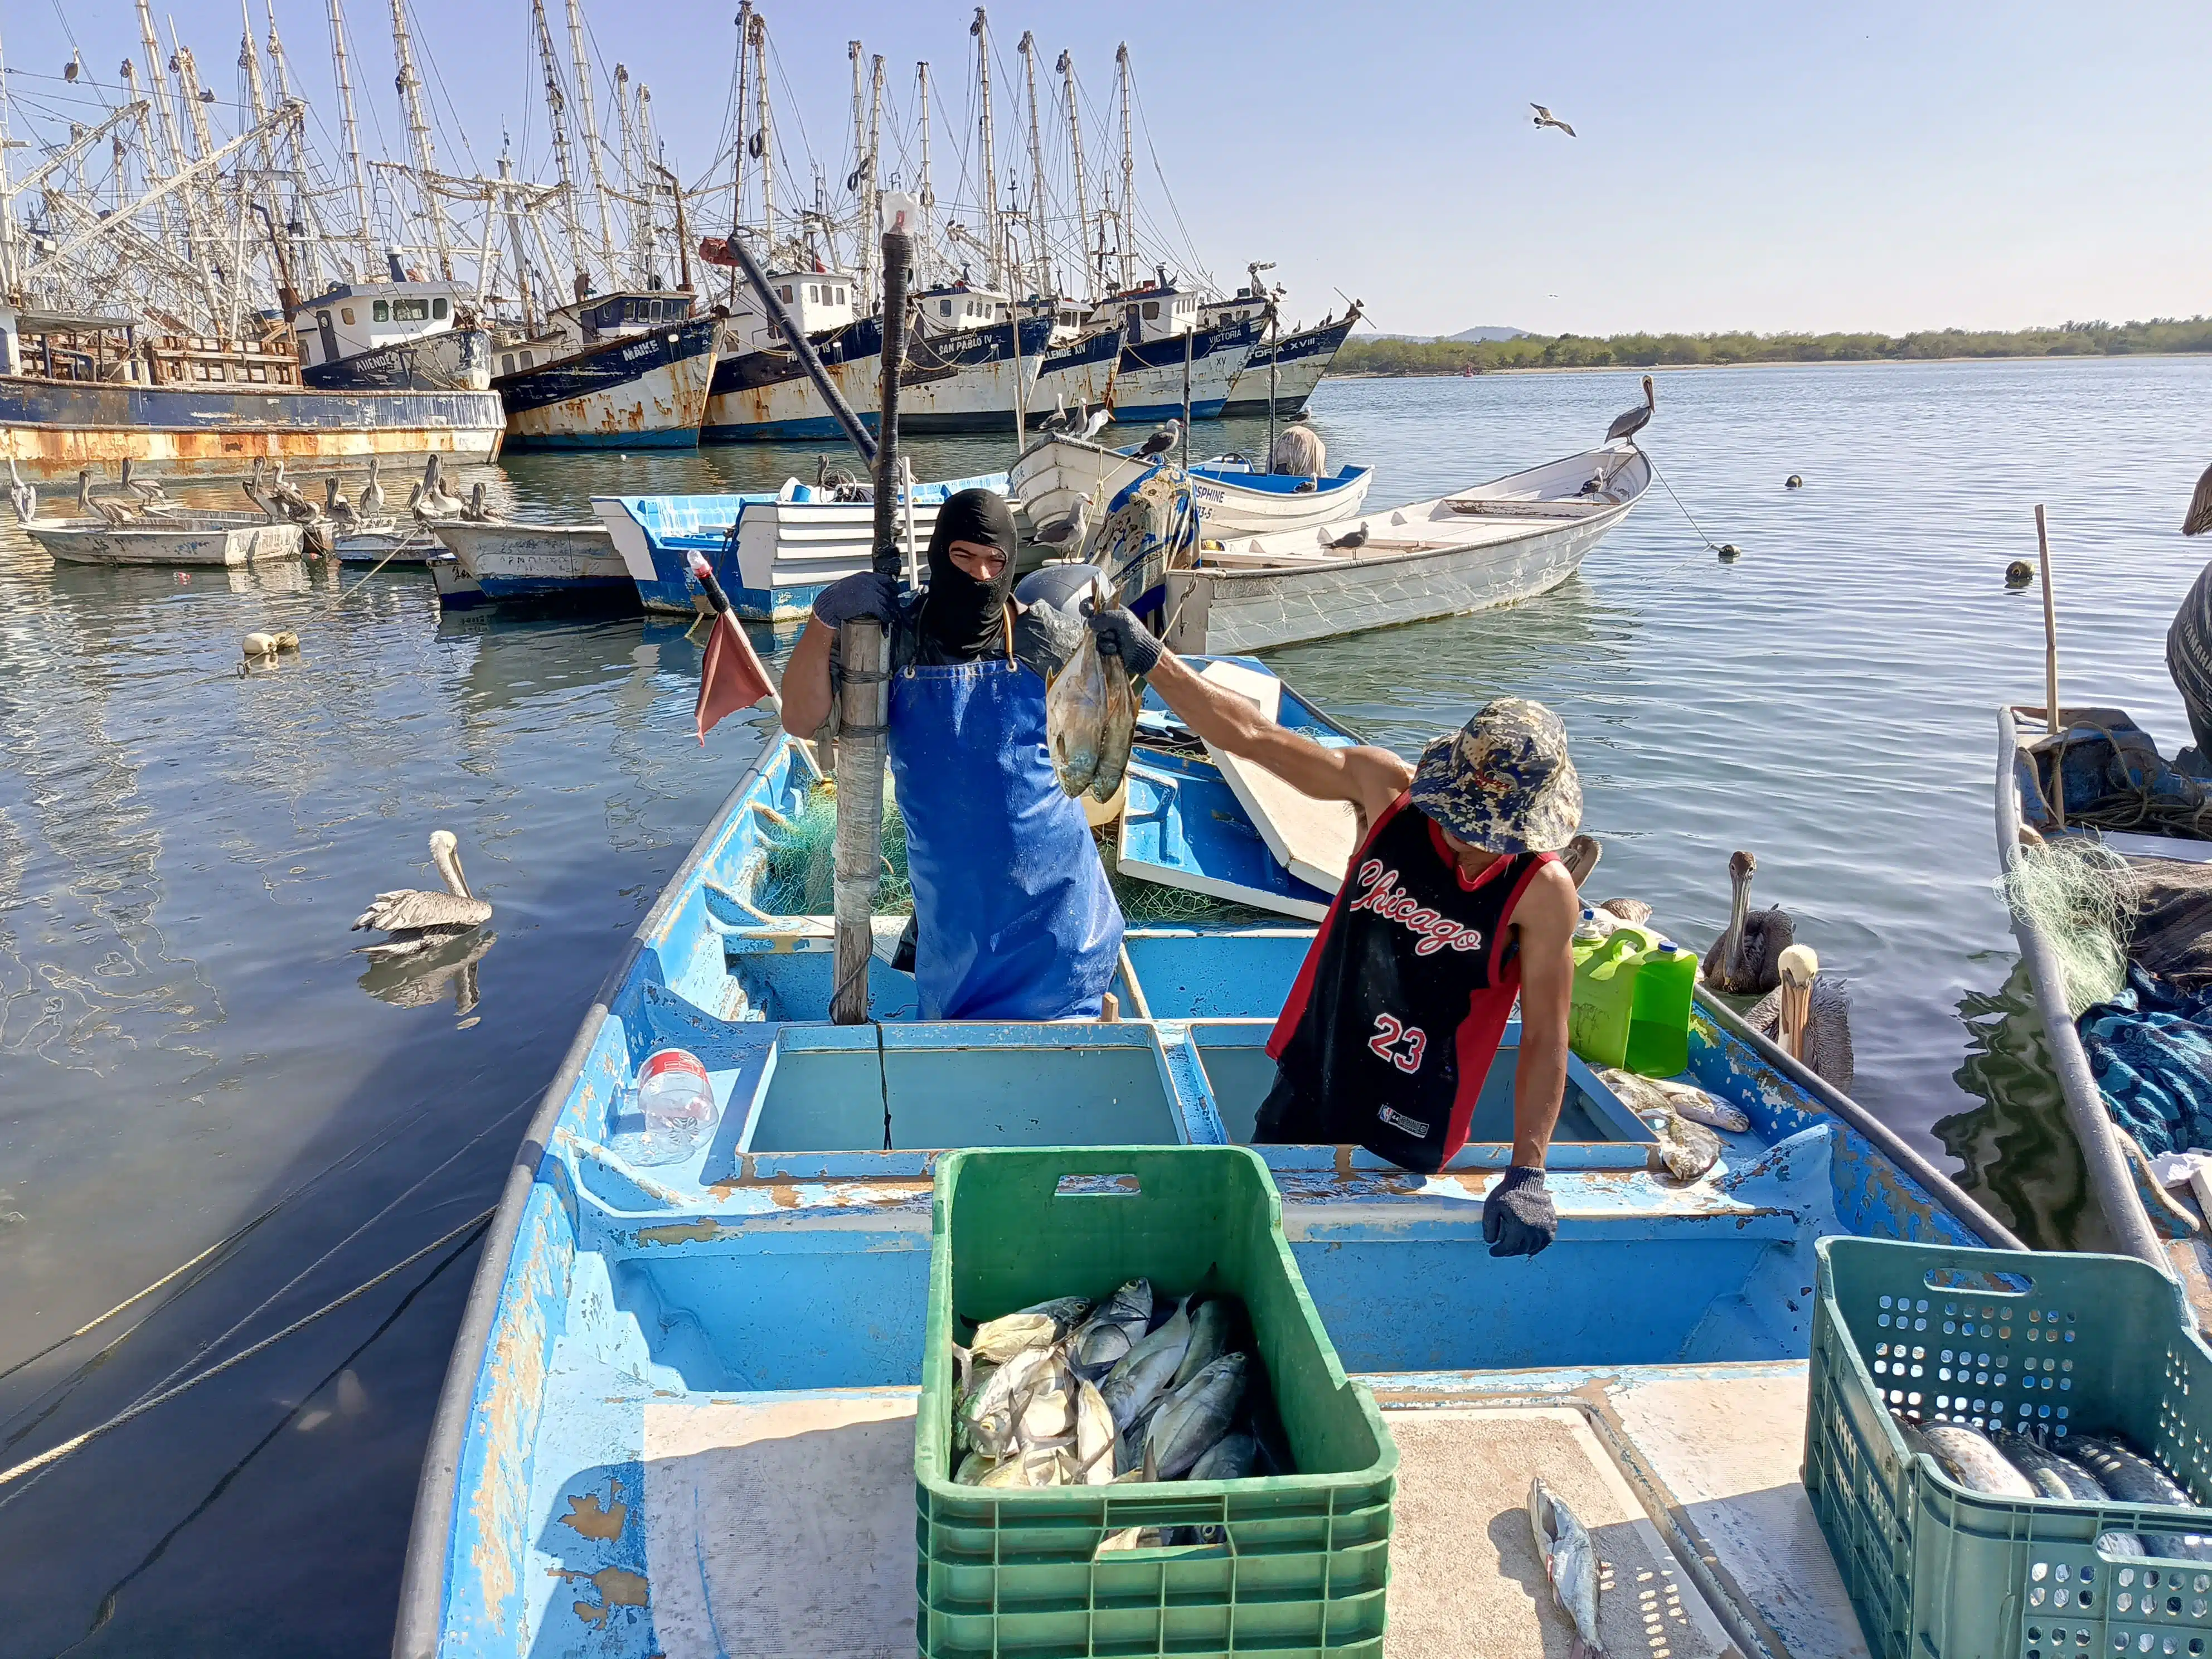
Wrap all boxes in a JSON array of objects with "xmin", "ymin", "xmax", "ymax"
[{"xmin": 1407, "ymin": 698, "xmax": 1582, "ymax": 854}]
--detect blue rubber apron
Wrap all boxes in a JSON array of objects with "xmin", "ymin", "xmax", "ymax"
[{"xmin": 887, "ymin": 628, "xmax": 1123, "ymax": 1021}]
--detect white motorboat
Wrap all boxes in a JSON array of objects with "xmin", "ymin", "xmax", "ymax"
[{"xmin": 1011, "ymin": 434, "xmax": 1371, "ymax": 543}]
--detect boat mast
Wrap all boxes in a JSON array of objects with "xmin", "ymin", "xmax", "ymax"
[
  {"xmin": 169, "ymin": 37, "xmax": 232, "ymax": 326},
  {"xmin": 612, "ymin": 65, "xmax": 638, "ymax": 285},
  {"xmin": 134, "ymin": 0, "xmax": 189, "ymax": 254},
  {"xmin": 971, "ymin": 8, "xmax": 998, "ymax": 294},
  {"xmin": 0, "ymin": 18, "xmax": 14, "ymax": 301},
  {"xmin": 1057, "ymin": 51, "xmax": 1092, "ymax": 303},
  {"xmin": 563, "ymin": 0, "xmax": 616, "ymax": 281},
  {"xmin": 635, "ymin": 82, "xmax": 658, "ymax": 287},
  {"xmin": 236, "ymin": 12, "xmax": 278, "ymax": 318},
  {"xmin": 531, "ymin": 0, "xmax": 586, "ymax": 299},
  {"xmin": 325, "ymin": 0, "xmax": 377, "ymax": 280},
  {"xmin": 1115, "ymin": 45, "xmax": 1134, "ymax": 293},
  {"xmin": 866, "ymin": 54, "xmax": 884, "ymax": 307},
  {"xmin": 263, "ymin": 9, "xmax": 326, "ymax": 294},
  {"xmin": 497, "ymin": 152, "xmax": 536, "ymax": 329},
  {"xmin": 848, "ymin": 43, "xmax": 871, "ymax": 305},
  {"xmin": 1017, "ymin": 32, "xmax": 1050, "ymax": 303},
  {"xmin": 388, "ymin": 0, "xmax": 453, "ymax": 280},
  {"xmin": 751, "ymin": 12, "xmax": 773, "ymax": 262},
  {"xmin": 915, "ymin": 60, "xmax": 934, "ymax": 285}
]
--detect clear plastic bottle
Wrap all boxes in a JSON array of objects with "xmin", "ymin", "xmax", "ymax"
[
  {"xmin": 623, "ymin": 1048, "xmax": 719, "ymax": 1166},
  {"xmin": 1573, "ymin": 906, "xmax": 1607, "ymax": 943}
]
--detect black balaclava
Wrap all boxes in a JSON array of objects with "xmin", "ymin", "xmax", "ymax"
[{"xmin": 916, "ymin": 488, "xmax": 1019, "ymax": 662}]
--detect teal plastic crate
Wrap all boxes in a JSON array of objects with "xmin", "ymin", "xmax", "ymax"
[
  {"xmin": 913, "ymin": 1146, "xmax": 1399, "ymax": 1659},
  {"xmin": 1807, "ymin": 1235, "xmax": 2212, "ymax": 1659}
]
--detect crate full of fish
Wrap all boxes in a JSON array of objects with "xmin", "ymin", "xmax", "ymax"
[
  {"xmin": 913, "ymin": 1146, "xmax": 1398, "ymax": 1659},
  {"xmin": 1806, "ymin": 1235, "xmax": 2212, "ymax": 1659}
]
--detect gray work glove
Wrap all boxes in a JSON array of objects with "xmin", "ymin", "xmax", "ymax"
[
  {"xmin": 1084, "ymin": 600, "xmax": 1164, "ymax": 677},
  {"xmin": 1482, "ymin": 1166, "xmax": 1557, "ymax": 1258},
  {"xmin": 812, "ymin": 570, "xmax": 899, "ymax": 628}
]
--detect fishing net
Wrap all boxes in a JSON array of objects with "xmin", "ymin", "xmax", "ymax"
[
  {"xmin": 2000, "ymin": 837, "xmax": 2137, "ymax": 1016},
  {"xmin": 748, "ymin": 778, "xmax": 1271, "ymax": 926}
]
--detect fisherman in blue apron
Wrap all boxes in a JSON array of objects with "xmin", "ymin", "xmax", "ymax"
[
  {"xmin": 779, "ymin": 489, "xmax": 1123, "ymax": 1021},
  {"xmin": 1080, "ymin": 602, "xmax": 1580, "ymax": 1257}
]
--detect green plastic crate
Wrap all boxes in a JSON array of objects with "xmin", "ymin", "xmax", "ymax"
[
  {"xmin": 1807, "ymin": 1235, "xmax": 2212, "ymax": 1659},
  {"xmin": 914, "ymin": 1146, "xmax": 1399, "ymax": 1659}
]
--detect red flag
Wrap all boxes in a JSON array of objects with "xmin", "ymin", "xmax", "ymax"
[{"xmin": 695, "ymin": 608, "xmax": 777, "ymax": 743}]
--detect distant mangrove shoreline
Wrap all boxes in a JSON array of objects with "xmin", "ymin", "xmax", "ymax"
[{"xmin": 1327, "ymin": 317, "xmax": 2212, "ymax": 377}]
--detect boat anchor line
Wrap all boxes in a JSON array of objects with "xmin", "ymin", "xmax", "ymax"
[{"xmin": 0, "ymin": 1206, "xmax": 496, "ymax": 1503}]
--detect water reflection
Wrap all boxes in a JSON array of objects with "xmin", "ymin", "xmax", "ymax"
[{"xmin": 357, "ymin": 931, "xmax": 497, "ymax": 1017}]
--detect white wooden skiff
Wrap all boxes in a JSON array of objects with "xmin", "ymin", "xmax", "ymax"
[
  {"xmin": 23, "ymin": 511, "xmax": 304, "ymax": 566},
  {"xmin": 1010, "ymin": 434, "xmax": 1371, "ymax": 542},
  {"xmin": 1160, "ymin": 442, "xmax": 1652, "ymax": 653}
]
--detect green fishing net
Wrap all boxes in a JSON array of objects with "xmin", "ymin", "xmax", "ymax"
[
  {"xmin": 749, "ymin": 778, "xmax": 1270, "ymax": 925},
  {"xmin": 1999, "ymin": 837, "xmax": 2137, "ymax": 1016}
]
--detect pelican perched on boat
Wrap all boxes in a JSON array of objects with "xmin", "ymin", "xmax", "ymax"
[
  {"xmin": 459, "ymin": 482, "xmax": 496, "ymax": 522},
  {"xmin": 7, "ymin": 458, "xmax": 35, "ymax": 525},
  {"xmin": 358, "ymin": 457, "xmax": 386, "ymax": 519},
  {"xmin": 267, "ymin": 461, "xmax": 319, "ymax": 525},
  {"xmin": 120, "ymin": 458, "xmax": 169, "ymax": 510},
  {"xmin": 1606, "ymin": 376, "xmax": 1656, "ymax": 445},
  {"xmin": 1749, "ymin": 944, "xmax": 1854, "ymax": 1090},
  {"xmin": 77, "ymin": 469, "xmax": 139, "ymax": 528},
  {"xmin": 1563, "ymin": 833, "xmax": 1602, "ymax": 888},
  {"xmin": 1702, "ymin": 849, "xmax": 1796, "ymax": 995},
  {"xmin": 325, "ymin": 476, "xmax": 360, "ymax": 536},
  {"xmin": 353, "ymin": 831, "xmax": 493, "ymax": 959},
  {"xmin": 243, "ymin": 457, "xmax": 281, "ymax": 521},
  {"xmin": 416, "ymin": 456, "xmax": 463, "ymax": 520}
]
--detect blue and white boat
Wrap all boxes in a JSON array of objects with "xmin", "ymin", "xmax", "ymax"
[
  {"xmin": 391, "ymin": 659, "xmax": 2022, "ymax": 1659},
  {"xmin": 1220, "ymin": 311, "xmax": 1362, "ymax": 419},
  {"xmin": 1092, "ymin": 282, "xmax": 1263, "ymax": 424},
  {"xmin": 593, "ymin": 471, "xmax": 1009, "ymax": 622},
  {"xmin": 493, "ymin": 299, "xmax": 720, "ymax": 453},
  {"xmin": 1011, "ymin": 432, "xmax": 1372, "ymax": 543}
]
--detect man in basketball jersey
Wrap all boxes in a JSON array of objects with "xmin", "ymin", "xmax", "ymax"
[{"xmin": 1088, "ymin": 608, "xmax": 1580, "ymax": 1257}]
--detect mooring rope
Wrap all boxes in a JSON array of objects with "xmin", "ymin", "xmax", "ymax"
[{"xmin": 0, "ymin": 1206, "xmax": 494, "ymax": 1499}]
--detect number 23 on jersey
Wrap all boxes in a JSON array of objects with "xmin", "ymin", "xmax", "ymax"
[{"xmin": 1367, "ymin": 1013, "xmax": 1428, "ymax": 1075}]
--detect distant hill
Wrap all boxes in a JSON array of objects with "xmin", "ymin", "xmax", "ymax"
[{"xmin": 1373, "ymin": 326, "xmax": 1530, "ymax": 344}]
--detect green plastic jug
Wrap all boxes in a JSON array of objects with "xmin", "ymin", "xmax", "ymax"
[
  {"xmin": 1623, "ymin": 940, "xmax": 1698, "ymax": 1078},
  {"xmin": 1568, "ymin": 924, "xmax": 1656, "ymax": 1069}
]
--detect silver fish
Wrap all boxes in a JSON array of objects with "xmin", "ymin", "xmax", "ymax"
[
  {"xmin": 967, "ymin": 1346, "xmax": 1056, "ymax": 1458},
  {"xmin": 1089, "ymin": 651, "xmax": 1136, "ymax": 801},
  {"xmin": 954, "ymin": 1451, "xmax": 994, "ymax": 1485},
  {"xmin": 1904, "ymin": 1420, "xmax": 2035, "ymax": 1498},
  {"xmin": 1070, "ymin": 1280, "xmax": 1153, "ymax": 1380},
  {"xmin": 1018, "ymin": 1370, "xmax": 1078, "ymax": 1448},
  {"xmin": 2068, "ymin": 1437, "xmax": 2212, "ymax": 1560},
  {"xmin": 1649, "ymin": 1077, "xmax": 1751, "ymax": 1134},
  {"xmin": 1643, "ymin": 1110, "xmax": 1721, "ymax": 1181},
  {"xmin": 1144, "ymin": 1353, "xmax": 1248, "ymax": 1481},
  {"xmin": 1992, "ymin": 1430, "xmax": 2108, "ymax": 1500},
  {"xmin": 1046, "ymin": 626, "xmax": 1109, "ymax": 797},
  {"xmin": 1018, "ymin": 1295, "xmax": 1094, "ymax": 1329},
  {"xmin": 1529, "ymin": 1476, "xmax": 1603, "ymax": 1658},
  {"xmin": 1101, "ymin": 1298, "xmax": 1190, "ymax": 1432},
  {"xmin": 1172, "ymin": 1301, "xmax": 1231, "ymax": 1391},
  {"xmin": 970, "ymin": 1313, "xmax": 1061, "ymax": 1365},
  {"xmin": 1115, "ymin": 1399, "xmax": 1161, "ymax": 1477},
  {"xmin": 978, "ymin": 1447, "xmax": 1071, "ymax": 1489},
  {"xmin": 1075, "ymin": 1376, "xmax": 1117, "ymax": 1485},
  {"xmin": 1189, "ymin": 1432, "xmax": 1257, "ymax": 1483}
]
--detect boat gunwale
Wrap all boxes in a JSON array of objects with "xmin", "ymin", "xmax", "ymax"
[{"xmin": 1991, "ymin": 702, "xmax": 2170, "ymax": 1267}]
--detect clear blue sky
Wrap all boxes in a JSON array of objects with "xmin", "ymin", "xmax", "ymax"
[{"xmin": 7, "ymin": 0, "xmax": 2209, "ymax": 338}]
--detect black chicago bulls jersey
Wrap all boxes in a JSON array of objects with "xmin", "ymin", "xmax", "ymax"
[{"xmin": 1265, "ymin": 794, "xmax": 1554, "ymax": 1173}]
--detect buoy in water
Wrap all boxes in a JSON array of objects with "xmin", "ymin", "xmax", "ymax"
[
  {"xmin": 243, "ymin": 631, "xmax": 279, "ymax": 659},
  {"xmin": 2005, "ymin": 559, "xmax": 2034, "ymax": 588},
  {"xmin": 1786, "ymin": 474, "xmax": 1803, "ymax": 489},
  {"xmin": 1718, "ymin": 543, "xmax": 1741, "ymax": 562}
]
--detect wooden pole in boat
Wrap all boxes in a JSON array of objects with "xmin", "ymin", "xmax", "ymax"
[
  {"xmin": 1181, "ymin": 321, "xmax": 1192, "ymax": 467},
  {"xmin": 1010, "ymin": 294, "xmax": 1026, "ymax": 447},
  {"xmin": 2036, "ymin": 502, "xmax": 2064, "ymax": 831},
  {"xmin": 830, "ymin": 213, "xmax": 913, "ymax": 1025}
]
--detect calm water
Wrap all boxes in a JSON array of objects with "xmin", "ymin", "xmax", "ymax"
[{"xmin": 2, "ymin": 358, "xmax": 2208, "ymax": 1650}]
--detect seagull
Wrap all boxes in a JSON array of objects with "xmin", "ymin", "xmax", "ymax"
[
  {"xmin": 1030, "ymin": 487, "xmax": 1094, "ymax": 553},
  {"xmin": 1605, "ymin": 375, "xmax": 1656, "ymax": 444},
  {"xmin": 1327, "ymin": 520, "xmax": 1370, "ymax": 551},
  {"xmin": 1136, "ymin": 418, "xmax": 1181, "ymax": 459},
  {"xmin": 2185, "ymin": 461, "xmax": 2212, "ymax": 536},
  {"xmin": 324, "ymin": 476, "xmax": 360, "ymax": 535},
  {"xmin": 77, "ymin": 469, "xmax": 138, "ymax": 528},
  {"xmin": 1531, "ymin": 104, "xmax": 1576, "ymax": 137},
  {"xmin": 8, "ymin": 458, "xmax": 36, "ymax": 526},
  {"xmin": 352, "ymin": 831, "xmax": 494, "ymax": 960},
  {"xmin": 1080, "ymin": 405, "xmax": 1111, "ymax": 440},
  {"xmin": 358, "ymin": 456, "xmax": 386, "ymax": 519}
]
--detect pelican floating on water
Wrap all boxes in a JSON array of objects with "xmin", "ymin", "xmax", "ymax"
[
  {"xmin": 1702, "ymin": 849, "xmax": 1796, "ymax": 995},
  {"xmin": 1749, "ymin": 943, "xmax": 1854, "ymax": 1090},
  {"xmin": 353, "ymin": 831, "xmax": 493, "ymax": 959}
]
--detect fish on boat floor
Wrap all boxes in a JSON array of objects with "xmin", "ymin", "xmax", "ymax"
[{"xmin": 567, "ymin": 1361, "xmax": 1852, "ymax": 1659}]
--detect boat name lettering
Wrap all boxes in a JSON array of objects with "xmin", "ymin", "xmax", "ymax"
[
  {"xmin": 1192, "ymin": 485, "xmax": 1225, "ymax": 502},
  {"xmin": 622, "ymin": 341, "xmax": 659, "ymax": 362},
  {"xmin": 1348, "ymin": 859, "xmax": 1485, "ymax": 955}
]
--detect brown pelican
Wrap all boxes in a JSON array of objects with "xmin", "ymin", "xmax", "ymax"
[
  {"xmin": 358, "ymin": 457, "xmax": 386, "ymax": 519},
  {"xmin": 1702, "ymin": 850, "xmax": 1796, "ymax": 994},
  {"xmin": 1749, "ymin": 944, "xmax": 1854, "ymax": 1090},
  {"xmin": 7, "ymin": 458, "xmax": 35, "ymax": 525},
  {"xmin": 1597, "ymin": 898, "xmax": 1655, "ymax": 925},
  {"xmin": 77, "ymin": 469, "xmax": 138, "ymax": 528},
  {"xmin": 243, "ymin": 457, "xmax": 281, "ymax": 521},
  {"xmin": 815, "ymin": 454, "xmax": 859, "ymax": 494},
  {"xmin": 1563, "ymin": 833, "xmax": 1602, "ymax": 887},
  {"xmin": 1606, "ymin": 376, "xmax": 1656, "ymax": 444},
  {"xmin": 324, "ymin": 476, "xmax": 360, "ymax": 536},
  {"xmin": 416, "ymin": 455, "xmax": 463, "ymax": 520},
  {"xmin": 1530, "ymin": 104, "xmax": 1576, "ymax": 137},
  {"xmin": 267, "ymin": 462, "xmax": 319, "ymax": 525},
  {"xmin": 352, "ymin": 831, "xmax": 493, "ymax": 959},
  {"xmin": 120, "ymin": 458, "xmax": 169, "ymax": 508},
  {"xmin": 2186, "ymin": 461, "xmax": 2212, "ymax": 536},
  {"xmin": 459, "ymin": 482, "xmax": 496, "ymax": 522}
]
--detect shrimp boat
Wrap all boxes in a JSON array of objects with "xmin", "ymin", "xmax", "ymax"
[
  {"xmin": 1096, "ymin": 283, "xmax": 1262, "ymax": 424},
  {"xmin": 1993, "ymin": 702, "xmax": 2212, "ymax": 1292},
  {"xmin": 1221, "ymin": 313, "xmax": 1362, "ymax": 419},
  {"xmin": 492, "ymin": 298, "xmax": 721, "ymax": 452},
  {"xmin": 393, "ymin": 658, "xmax": 2022, "ymax": 1659},
  {"xmin": 592, "ymin": 471, "xmax": 1009, "ymax": 621},
  {"xmin": 1011, "ymin": 433, "xmax": 1372, "ymax": 542},
  {"xmin": 1158, "ymin": 441, "xmax": 1652, "ymax": 653}
]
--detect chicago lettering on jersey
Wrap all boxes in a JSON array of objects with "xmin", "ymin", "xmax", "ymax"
[{"xmin": 1347, "ymin": 858, "xmax": 1486, "ymax": 957}]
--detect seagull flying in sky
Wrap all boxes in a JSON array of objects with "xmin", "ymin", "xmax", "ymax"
[{"xmin": 1531, "ymin": 104, "xmax": 1576, "ymax": 137}]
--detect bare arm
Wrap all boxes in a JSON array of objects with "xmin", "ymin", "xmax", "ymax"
[
  {"xmin": 1143, "ymin": 648, "xmax": 1411, "ymax": 827},
  {"xmin": 779, "ymin": 614, "xmax": 835, "ymax": 738},
  {"xmin": 1506, "ymin": 861, "xmax": 1580, "ymax": 1168}
]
